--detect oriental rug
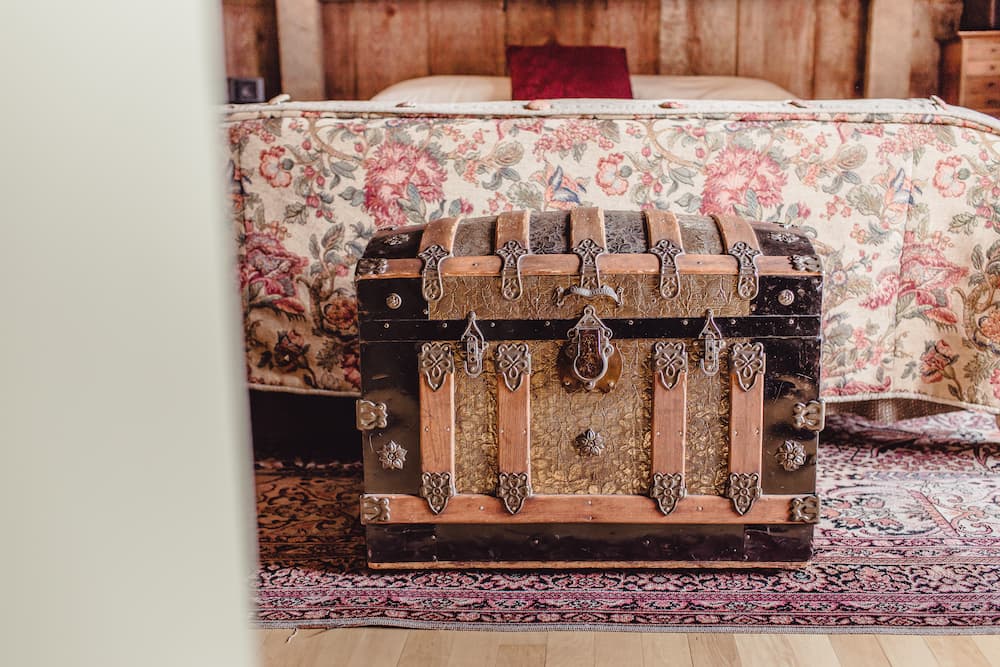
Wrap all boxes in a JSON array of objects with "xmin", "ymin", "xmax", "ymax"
[{"xmin": 255, "ymin": 410, "xmax": 1000, "ymax": 632}]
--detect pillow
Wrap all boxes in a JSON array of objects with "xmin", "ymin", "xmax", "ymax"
[{"xmin": 506, "ymin": 43, "xmax": 633, "ymax": 99}]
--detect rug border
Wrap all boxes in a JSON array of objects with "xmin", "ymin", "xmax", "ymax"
[{"xmin": 255, "ymin": 618, "xmax": 1000, "ymax": 635}]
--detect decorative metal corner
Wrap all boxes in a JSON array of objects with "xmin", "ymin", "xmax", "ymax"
[
  {"xmin": 460, "ymin": 312, "xmax": 488, "ymax": 378},
  {"xmin": 698, "ymin": 309, "xmax": 725, "ymax": 377},
  {"xmin": 650, "ymin": 472, "xmax": 686, "ymax": 515},
  {"xmin": 790, "ymin": 495, "xmax": 821, "ymax": 523},
  {"xmin": 418, "ymin": 243, "xmax": 451, "ymax": 302},
  {"xmin": 495, "ymin": 342, "xmax": 531, "ymax": 392},
  {"xmin": 555, "ymin": 237, "xmax": 621, "ymax": 306},
  {"xmin": 576, "ymin": 428, "xmax": 606, "ymax": 456},
  {"xmin": 653, "ymin": 341, "xmax": 687, "ymax": 390},
  {"xmin": 361, "ymin": 496, "xmax": 391, "ymax": 523},
  {"xmin": 377, "ymin": 440, "xmax": 407, "ymax": 470},
  {"xmin": 790, "ymin": 254, "xmax": 823, "ymax": 272},
  {"xmin": 775, "ymin": 440, "xmax": 807, "ymax": 472},
  {"xmin": 496, "ymin": 239, "xmax": 529, "ymax": 301},
  {"xmin": 497, "ymin": 472, "xmax": 532, "ymax": 514},
  {"xmin": 729, "ymin": 241, "xmax": 761, "ymax": 299},
  {"xmin": 770, "ymin": 231, "xmax": 799, "ymax": 244},
  {"xmin": 356, "ymin": 399, "xmax": 387, "ymax": 431},
  {"xmin": 649, "ymin": 238, "xmax": 684, "ymax": 299},
  {"xmin": 418, "ymin": 342, "xmax": 454, "ymax": 392},
  {"xmin": 419, "ymin": 471, "xmax": 455, "ymax": 515},
  {"xmin": 725, "ymin": 472, "xmax": 762, "ymax": 516},
  {"xmin": 731, "ymin": 342, "xmax": 765, "ymax": 391},
  {"xmin": 793, "ymin": 400, "xmax": 825, "ymax": 431},
  {"xmin": 356, "ymin": 257, "xmax": 388, "ymax": 276}
]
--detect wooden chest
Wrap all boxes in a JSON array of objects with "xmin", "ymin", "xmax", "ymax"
[{"xmin": 355, "ymin": 208, "xmax": 824, "ymax": 568}]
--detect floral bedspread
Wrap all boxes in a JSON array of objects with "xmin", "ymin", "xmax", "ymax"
[{"xmin": 224, "ymin": 100, "xmax": 1000, "ymax": 413}]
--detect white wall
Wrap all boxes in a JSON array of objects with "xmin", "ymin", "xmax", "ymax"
[{"xmin": 0, "ymin": 2, "xmax": 256, "ymax": 666}]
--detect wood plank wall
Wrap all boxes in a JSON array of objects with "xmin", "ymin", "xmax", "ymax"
[
  {"xmin": 220, "ymin": 0, "xmax": 960, "ymax": 102},
  {"xmin": 222, "ymin": 0, "xmax": 281, "ymax": 98}
]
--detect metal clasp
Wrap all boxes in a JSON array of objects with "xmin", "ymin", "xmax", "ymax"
[
  {"xmin": 460, "ymin": 312, "xmax": 487, "ymax": 378},
  {"xmin": 699, "ymin": 309, "xmax": 725, "ymax": 376},
  {"xmin": 555, "ymin": 238, "xmax": 621, "ymax": 306},
  {"xmin": 729, "ymin": 241, "xmax": 761, "ymax": 299},
  {"xmin": 558, "ymin": 305, "xmax": 621, "ymax": 392},
  {"xmin": 649, "ymin": 238, "xmax": 684, "ymax": 299},
  {"xmin": 496, "ymin": 239, "xmax": 529, "ymax": 301},
  {"xmin": 418, "ymin": 244, "xmax": 450, "ymax": 302}
]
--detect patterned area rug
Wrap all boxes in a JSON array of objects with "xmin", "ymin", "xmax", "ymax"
[{"xmin": 256, "ymin": 410, "xmax": 1000, "ymax": 632}]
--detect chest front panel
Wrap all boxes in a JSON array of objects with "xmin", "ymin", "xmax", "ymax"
[{"xmin": 356, "ymin": 208, "xmax": 823, "ymax": 568}]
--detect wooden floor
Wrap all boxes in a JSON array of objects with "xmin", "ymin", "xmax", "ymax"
[{"xmin": 259, "ymin": 629, "xmax": 999, "ymax": 666}]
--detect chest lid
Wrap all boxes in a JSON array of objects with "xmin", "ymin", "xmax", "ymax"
[{"xmin": 358, "ymin": 208, "xmax": 821, "ymax": 320}]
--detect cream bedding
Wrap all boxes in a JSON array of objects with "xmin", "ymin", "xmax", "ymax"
[{"xmin": 370, "ymin": 75, "xmax": 797, "ymax": 103}]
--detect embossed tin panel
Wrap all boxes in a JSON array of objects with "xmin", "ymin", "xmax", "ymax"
[
  {"xmin": 453, "ymin": 362, "xmax": 499, "ymax": 494},
  {"xmin": 528, "ymin": 339, "xmax": 652, "ymax": 495},
  {"xmin": 684, "ymin": 341, "xmax": 741, "ymax": 496},
  {"xmin": 428, "ymin": 274, "xmax": 749, "ymax": 320},
  {"xmin": 446, "ymin": 211, "xmax": 728, "ymax": 258}
]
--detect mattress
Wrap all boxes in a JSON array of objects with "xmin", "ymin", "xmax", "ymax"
[{"xmin": 370, "ymin": 75, "xmax": 797, "ymax": 103}]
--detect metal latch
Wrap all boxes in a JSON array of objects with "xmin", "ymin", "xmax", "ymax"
[
  {"xmin": 418, "ymin": 244, "xmax": 450, "ymax": 302},
  {"xmin": 729, "ymin": 241, "xmax": 761, "ymax": 299},
  {"xmin": 496, "ymin": 239, "xmax": 529, "ymax": 301},
  {"xmin": 555, "ymin": 238, "xmax": 621, "ymax": 306},
  {"xmin": 649, "ymin": 238, "xmax": 684, "ymax": 299},
  {"xmin": 558, "ymin": 305, "xmax": 621, "ymax": 392},
  {"xmin": 699, "ymin": 309, "xmax": 725, "ymax": 376},
  {"xmin": 460, "ymin": 312, "xmax": 487, "ymax": 378}
]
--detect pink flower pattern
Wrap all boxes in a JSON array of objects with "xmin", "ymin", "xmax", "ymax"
[
  {"xmin": 700, "ymin": 146, "xmax": 788, "ymax": 215},
  {"xmin": 362, "ymin": 141, "xmax": 446, "ymax": 228},
  {"xmin": 226, "ymin": 108, "xmax": 1000, "ymax": 407}
]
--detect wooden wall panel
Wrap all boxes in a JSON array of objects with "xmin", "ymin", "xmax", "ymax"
[
  {"xmin": 506, "ymin": 0, "xmax": 661, "ymax": 75},
  {"xmin": 865, "ymin": 0, "xmax": 914, "ymax": 97},
  {"xmin": 351, "ymin": 0, "xmax": 431, "ymax": 100},
  {"xmin": 229, "ymin": 0, "xmax": 922, "ymax": 103},
  {"xmin": 322, "ymin": 1, "xmax": 357, "ymax": 99},
  {"xmin": 909, "ymin": 0, "xmax": 964, "ymax": 97},
  {"xmin": 276, "ymin": 0, "xmax": 327, "ymax": 99},
  {"xmin": 427, "ymin": 0, "xmax": 506, "ymax": 75},
  {"xmin": 738, "ymin": 0, "xmax": 818, "ymax": 98},
  {"xmin": 814, "ymin": 0, "xmax": 866, "ymax": 98},
  {"xmin": 659, "ymin": 0, "xmax": 739, "ymax": 75},
  {"xmin": 221, "ymin": 0, "xmax": 281, "ymax": 98}
]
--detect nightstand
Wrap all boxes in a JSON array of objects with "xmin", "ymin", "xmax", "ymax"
[{"xmin": 941, "ymin": 30, "xmax": 1000, "ymax": 117}]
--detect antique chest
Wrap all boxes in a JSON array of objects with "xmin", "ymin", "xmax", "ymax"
[{"xmin": 355, "ymin": 207, "xmax": 824, "ymax": 568}]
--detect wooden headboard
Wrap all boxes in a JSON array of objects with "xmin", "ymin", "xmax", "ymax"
[{"xmin": 222, "ymin": 0, "xmax": 963, "ymax": 101}]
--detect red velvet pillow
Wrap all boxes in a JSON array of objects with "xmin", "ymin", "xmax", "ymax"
[{"xmin": 507, "ymin": 43, "xmax": 633, "ymax": 99}]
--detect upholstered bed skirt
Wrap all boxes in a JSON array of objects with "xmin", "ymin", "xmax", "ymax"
[{"xmin": 225, "ymin": 98, "xmax": 1000, "ymax": 416}]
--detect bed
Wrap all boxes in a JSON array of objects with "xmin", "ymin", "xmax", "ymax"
[
  {"xmin": 226, "ymin": 97, "xmax": 1000, "ymax": 421},
  {"xmin": 370, "ymin": 75, "xmax": 797, "ymax": 103}
]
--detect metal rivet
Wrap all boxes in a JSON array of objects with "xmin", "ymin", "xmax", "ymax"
[
  {"xmin": 441, "ymin": 322, "xmax": 448, "ymax": 328},
  {"xmin": 778, "ymin": 289, "xmax": 795, "ymax": 305},
  {"xmin": 385, "ymin": 293, "xmax": 402, "ymax": 309},
  {"xmin": 383, "ymin": 323, "xmax": 390, "ymax": 329},
  {"xmin": 628, "ymin": 319, "xmax": 634, "ymax": 325}
]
